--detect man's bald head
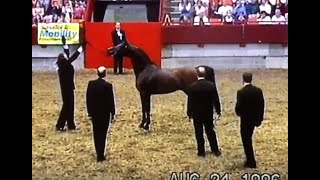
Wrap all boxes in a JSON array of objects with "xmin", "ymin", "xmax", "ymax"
[
  {"xmin": 196, "ymin": 66, "xmax": 206, "ymax": 78},
  {"xmin": 97, "ymin": 66, "xmax": 107, "ymax": 78}
]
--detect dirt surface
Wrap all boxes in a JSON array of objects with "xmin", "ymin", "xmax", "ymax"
[{"xmin": 32, "ymin": 69, "xmax": 288, "ymax": 180}]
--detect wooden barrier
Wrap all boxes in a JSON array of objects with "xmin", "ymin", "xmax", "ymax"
[
  {"xmin": 161, "ymin": 24, "xmax": 288, "ymax": 45},
  {"xmin": 243, "ymin": 25, "xmax": 288, "ymax": 44},
  {"xmin": 32, "ymin": 24, "xmax": 288, "ymax": 69},
  {"xmin": 162, "ymin": 25, "xmax": 243, "ymax": 44},
  {"xmin": 33, "ymin": 24, "xmax": 288, "ymax": 46},
  {"xmin": 32, "ymin": 26, "xmax": 37, "ymax": 45}
]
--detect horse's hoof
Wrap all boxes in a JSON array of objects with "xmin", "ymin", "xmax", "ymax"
[
  {"xmin": 138, "ymin": 124, "xmax": 144, "ymax": 128},
  {"xmin": 143, "ymin": 126, "xmax": 150, "ymax": 132},
  {"xmin": 143, "ymin": 129, "xmax": 149, "ymax": 134}
]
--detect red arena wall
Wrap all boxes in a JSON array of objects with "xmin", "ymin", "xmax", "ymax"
[{"xmin": 85, "ymin": 22, "xmax": 162, "ymax": 69}]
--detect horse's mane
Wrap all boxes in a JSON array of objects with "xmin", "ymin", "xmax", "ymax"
[{"xmin": 129, "ymin": 44, "xmax": 156, "ymax": 65}]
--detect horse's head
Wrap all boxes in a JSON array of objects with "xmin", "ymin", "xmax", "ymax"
[
  {"xmin": 107, "ymin": 41, "xmax": 131, "ymax": 56},
  {"xmin": 107, "ymin": 42, "xmax": 154, "ymax": 76}
]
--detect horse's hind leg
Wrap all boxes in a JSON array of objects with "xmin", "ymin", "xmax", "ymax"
[
  {"xmin": 139, "ymin": 93, "xmax": 147, "ymax": 129},
  {"xmin": 182, "ymin": 90, "xmax": 192, "ymax": 118},
  {"xmin": 143, "ymin": 94, "xmax": 151, "ymax": 131},
  {"xmin": 139, "ymin": 112, "xmax": 146, "ymax": 129}
]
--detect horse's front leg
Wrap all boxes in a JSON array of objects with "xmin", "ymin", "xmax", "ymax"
[
  {"xmin": 183, "ymin": 90, "xmax": 192, "ymax": 119},
  {"xmin": 186, "ymin": 95, "xmax": 192, "ymax": 118},
  {"xmin": 139, "ymin": 93, "xmax": 147, "ymax": 129},
  {"xmin": 144, "ymin": 94, "xmax": 151, "ymax": 131}
]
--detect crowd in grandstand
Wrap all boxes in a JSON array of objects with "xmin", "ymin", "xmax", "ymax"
[
  {"xmin": 178, "ymin": 0, "xmax": 288, "ymax": 25},
  {"xmin": 32, "ymin": 0, "xmax": 87, "ymax": 25}
]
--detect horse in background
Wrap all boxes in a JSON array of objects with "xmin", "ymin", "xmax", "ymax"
[{"xmin": 107, "ymin": 41, "xmax": 218, "ymax": 131}]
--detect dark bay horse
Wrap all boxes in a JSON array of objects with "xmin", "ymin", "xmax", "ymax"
[{"xmin": 107, "ymin": 42, "xmax": 217, "ymax": 131}]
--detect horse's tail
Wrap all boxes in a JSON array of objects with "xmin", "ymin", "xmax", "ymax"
[{"xmin": 196, "ymin": 65, "xmax": 216, "ymax": 84}]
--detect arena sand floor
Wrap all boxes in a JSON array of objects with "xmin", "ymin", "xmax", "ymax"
[{"xmin": 32, "ymin": 69, "xmax": 288, "ymax": 180}]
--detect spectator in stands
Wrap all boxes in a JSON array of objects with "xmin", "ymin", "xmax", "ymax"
[
  {"xmin": 179, "ymin": 0, "xmax": 192, "ymax": 23},
  {"xmin": 42, "ymin": 0, "xmax": 51, "ymax": 14},
  {"xmin": 283, "ymin": 0, "xmax": 288, "ymax": 12},
  {"xmin": 212, "ymin": 0, "xmax": 221, "ymax": 6},
  {"xmin": 52, "ymin": 0, "xmax": 62, "ymax": 17},
  {"xmin": 233, "ymin": 0, "xmax": 247, "ymax": 20},
  {"xmin": 194, "ymin": 0, "xmax": 210, "ymax": 25},
  {"xmin": 259, "ymin": 0, "xmax": 271, "ymax": 15},
  {"xmin": 284, "ymin": 3, "xmax": 287, "ymax": 15},
  {"xmin": 38, "ymin": 0, "xmax": 44, "ymax": 9},
  {"xmin": 73, "ymin": 2, "xmax": 86, "ymax": 20},
  {"xmin": 33, "ymin": 14, "xmax": 43, "ymax": 25},
  {"xmin": 271, "ymin": 0, "xmax": 285, "ymax": 16},
  {"xmin": 32, "ymin": 1, "xmax": 45, "ymax": 21},
  {"xmin": 58, "ymin": 13, "xmax": 71, "ymax": 23},
  {"xmin": 52, "ymin": 14, "xmax": 59, "ymax": 22},
  {"xmin": 194, "ymin": 0, "xmax": 209, "ymax": 7},
  {"xmin": 237, "ymin": 12, "xmax": 246, "ymax": 23},
  {"xmin": 209, "ymin": 0, "xmax": 222, "ymax": 18},
  {"xmin": 271, "ymin": 8, "xmax": 285, "ymax": 24},
  {"xmin": 32, "ymin": 1, "xmax": 34, "ymax": 24},
  {"xmin": 223, "ymin": 10, "xmax": 234, "ymax": 24},
  {"xmin": 80, "ymin": 0, "xmax": 87, "ymax": 7},
  {"xmin": 215, "ymin": 0, "xmax": 232, "ymax": 6},
  {"xmin": 245, "ymin": 0, "xmax": 260, "ymax": 18},
  {"xmin": 62, "ymin": 0, "xmax": 74, "ymax": 21},
  {"xmin": 284, "ymin": 13, "xmax": 287, "ymax": 24},
  {"xmin": 217, "ymin": 0, "xmax": 233, "ymax": 18},
  {"xmin": 80, "ymin": 3, "xmax": 86, "ymax": 11},
  {"xmin": 269, "ymin": 0, "xmax": 276, "ymax": 7},
  {"xmin": 162, "ymin": 14, "xmax": 173, "ymax": 26},
  {"xmin": 32, "ymin": 0, "xmax": 38, "ymax": 7},
  {"xmin": 51, "ymin": 0, "xmax": 60, "ymax": 7},
  {"xmin": 257, "ymin": 11, "xmax": 271, "ymax": 24},
  {"xmin": 42, "ymin": 14, "xmax": 53, "ymax": 23}
]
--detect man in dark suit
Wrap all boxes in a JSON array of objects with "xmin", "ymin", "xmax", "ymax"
[
  {"xmin": 55, "ymin": 36, "xmax": 83, "ymax": 132},
  {"xmin": 86, "ymin": 66, "xmax": 116, "ymax": 162},
  {"xmin": 111, "ymin": 21, "xmax": 127, "ymax": 75},
  {"xmin": 187, "ymin": 67, "xmax": 222, "ymax": 157},
  {"xmin": 235, "ymin": 72, "xmax": 265, "ymax": 168}
]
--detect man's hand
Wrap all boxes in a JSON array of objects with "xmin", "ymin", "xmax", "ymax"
[
  {"xmin": 214, "ymin": 113, "xmax": 221, "ymax": 121},
  {"xmin": 111, "ymin": 115, "xmax": 115, "ymax": 123},
  {"xmin": 254, "ymin": 121, "xmax": 261, "ymax": 127},
  {"xmin": 187, "ymin": 113, "xmax": 192, "ymax": 122},
  {"xmin": 77, "ymin": 46, "xmax": 83, "ymax": 53},
  {"xmin": 61, "ymin": 35, "xmax": 66, "ymax": 45}
]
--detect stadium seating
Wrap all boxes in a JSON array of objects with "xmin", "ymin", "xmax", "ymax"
[
  {"xmin": 161, "ymin": 0, "xmax": 288, "ymax": 25},
  {"xmin": 32, "ymin": 0, "xmax": 87, "ymax": 25}
]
